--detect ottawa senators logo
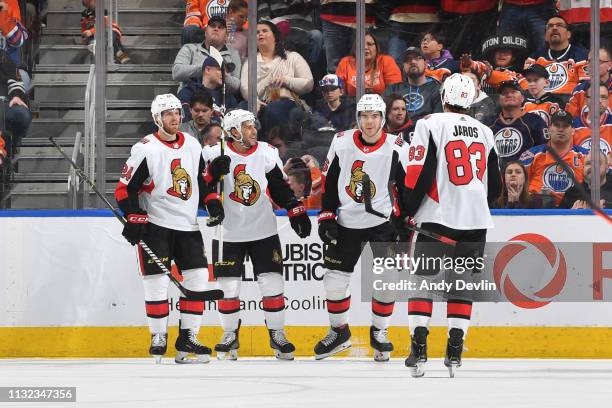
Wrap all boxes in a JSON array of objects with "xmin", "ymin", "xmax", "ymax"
[
  {"xmin": 166, "ymin": 158, "xmax": 192, "ymax": 200},
  {"xmin": 229, "ymin": 164, "xmax": 261, "ymax": 206},
  {"xmin": 345, "ymin": 160, "xmax": 375, "ymax": 203}
]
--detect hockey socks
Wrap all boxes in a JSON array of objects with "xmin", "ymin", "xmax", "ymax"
[
  {"xmin": 407, "ymin": 298, "xmax": 433, "ymax": 332},
  {"xmin": 447, "ymin": 299, "xmax": 472, "ymax": 338}
]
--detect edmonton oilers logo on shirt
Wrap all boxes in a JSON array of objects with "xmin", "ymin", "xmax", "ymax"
[
  {"xmin": 532, "ymin": 109, "xmax": 552, "ymax": 126},
  {"xmin": 543, "ymin": 164, "xmax": 573, "ymax": 192},
  {"xmin": 403, "ymin": 92, "xmax": 425, "ymax": 112},
  {"xmin": 494, "ymin": 128, "xmax": 523, "ymax": 157},
  {"xmin": 207, "ymin": 0, "xmax": 228, "ymax": 19},
  {"xmin": 580, "ymin": 138, "xmax": 611, "ymax": 156},
  {"xmin": 545, "ymin": 63, "xmax": 569, "ymax": 92}
]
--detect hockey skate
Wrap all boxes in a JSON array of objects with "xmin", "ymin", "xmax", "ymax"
[
  {"xmin": 314, "ymin": 325, "xmax": 351, "ymax": 360},
  {"xmin": 269, "ymin": 328, "xmax": 295, "ymax": 360},
  {"xmin": 149, "ymin": 333, "xmax": 168, "ymax": 364},
  {"xmin": 174, "ymin": 328, "xmax": 211, "ymax": 364},
  {"xmin": 405, "ymin": 327, "xmax": 428, "ymax": 377},
  {"xmin": 444, "ymin": 328, "xmax": 464, "ymax": 378},
  {"xmin": 370, "ymin": 326, "xmax": 393, "ymax": 362},
  {"xmin": 215, "ymin": 320, "xmax": 240, "ymax": 360}
]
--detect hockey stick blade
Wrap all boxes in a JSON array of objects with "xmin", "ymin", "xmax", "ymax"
[
  {"xmin": 405, "ymin": 223, "xmax": 457, "ymax": 246},
  {"xmin": 49, "ymin": 137, "xmax": 225, "ymax": 300},
  {"xmin": 362, "ymin": 174, "xmax": 386, "ymax": 218},
  {"xmin": 544, "ymin": 145, "xmax": 611, "ymax": 224}
]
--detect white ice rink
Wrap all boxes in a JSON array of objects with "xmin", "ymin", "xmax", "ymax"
[{"xmin": 1, "ymin": 358, "xmax": 611, "ymax": 408}]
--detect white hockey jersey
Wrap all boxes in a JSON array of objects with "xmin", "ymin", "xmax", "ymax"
[
  {"xmin": 402, "ymin": 112, "xmax": 501, "ymax": 230},
  {"xmin": 321, "ymin": 129, "xmax": 408, "ymax": 229},
  {"xmin": 115, "ymin": 132, "xmax": 205, "ymax": 232},
  {"xmin": 202, "ymin": 141, "xmax": 296, "ymax": 242}
]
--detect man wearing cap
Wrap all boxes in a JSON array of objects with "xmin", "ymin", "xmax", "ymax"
[
  {"xmin": 488, "ymin": 80, "xmax": 548, "ymax": 167},
  {"xmin": 566, "ymin": 43, "xmax": 612, "ymax": 118},
  {"xmin": 523, "ymin": 63, "xmax": 565, "ymax": 126},
  {"xmin": 519, "ymin": 110, "xmax": 586, "ymax": 206},
  {"xmin": 173, "ymin": 14, "xmax": 241, "ymax": 96},
  {"xmin": 177, "ymin": 54, "xmax": 237, "ymax": 120},
  {"xmin": 313, "ymin": 74, "xmax": 355, "ymax": 131},
  {"xmin": 384, "ymin": 46, "xmax": 443, "ymax": 136}
]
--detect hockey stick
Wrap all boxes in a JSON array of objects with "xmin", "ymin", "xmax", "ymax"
[
  {"xmin": 362, "ymin": 174, "xmax": 457, "ymax": 246},
  {"xmin": 544, "ymin": 145, "xmax": 611, "ymax": 224},
  {"xmin": 49, "ymin": 137, "xmax": 224, "ymax": 301}
]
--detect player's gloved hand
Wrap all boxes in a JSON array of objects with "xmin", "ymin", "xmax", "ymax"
[
  {"xmin": 205, "ymin": 194, "xmax": 225, "ymax": 227},
  {"xmin": 318, "ymin": 211, "xmax": 339, "ymax": 245},
  {"xmin": 288, "ymin": 202, "xmax": 311, "ymax": 238},
  {"xmin": 208, "ymin": 155, "xmax": 231, "ymax": 183},
  {"xmin": 122, "ymin": 210, "xmax": 148, "ymax": 246},
  {"xmin": 390, "ymin": 212, "xmax": 414, "ymax": 242}
]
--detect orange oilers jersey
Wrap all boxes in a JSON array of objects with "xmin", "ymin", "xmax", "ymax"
[
  {"xmin": 523, "ymin": 93, "xmax": 563, "ymax": 126},
  {"xmin": 520, "ymin": 144, "xmax": 587, "ymax": 205},
  {"xmin": 524, "ymin": 57, "xmax": 588, "ymax": 95},
  {"xmin": 572, "ymin": 107, "xmax": 612, "ymax": 156},
  {"xmin": 184, "ymin": 0, "xmax": 230, "ymax": 28}
]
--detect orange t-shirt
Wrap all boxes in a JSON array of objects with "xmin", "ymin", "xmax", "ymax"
[
  {"xmin": 572, "ymin": 108, "xmax": 612, "ymax": 157},
  {"xmin": 336, "ymin": 54, "xmax": 402, "ymax": 97}
]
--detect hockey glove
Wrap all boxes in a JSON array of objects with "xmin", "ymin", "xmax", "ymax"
[
  {"xmin": 288, "ymin": 203, "xmax": 311, "ymax": 238},
  {"xmin": 318, "ymin": 211, "xmax": 339, "ymax": 245},
  {"xmin": 208, "ymin": 155, "xmax": 231, "ymax": 183},
  {"xmin": 122, "ymin": 211, "xmax": 148, "ymax": 246},
  {"xmin": 390, "ymin": 212, "xmax": 414, "ymax": 242},
  {"xmin": 205, "ymin": 194, "xmax": 225, "ymax": 227}
]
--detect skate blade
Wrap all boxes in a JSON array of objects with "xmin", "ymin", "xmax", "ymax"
[
  {"xmin": 409, "ymin": 362, "xmax": 426, "ymax": 378},
  {"xmin": 446, "ymin": 362, "xmax": 460, "ymax": 378},
  {"xmin": 274, "ymin": 350, "xmax": 295, "ymax": 361},
  {"xmin": 175, "ymin": 351, "xmax": 210, "ymax": 364},
  {"xmin": 216, "ymin": 349, "xmax": 238, "ymax": 361},
  {"xmin": 373, "ymin": 350, "xmax": 390, "ymax": 362},
  {"xmin": 153, "ymin": 355, "xmax": 162, "ymax": 364},
  {"xmin": 314, "ymin": 340, "xmax": 352, "ymax": 360}
]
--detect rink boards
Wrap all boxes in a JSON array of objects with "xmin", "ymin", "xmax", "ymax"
[{"xmin": 1, "ymin": 210, "xmax": 611, "ymax": 358}]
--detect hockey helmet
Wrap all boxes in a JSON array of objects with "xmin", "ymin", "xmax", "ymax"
[
  {"xmin": 356, "ymin": 93, "xmax": 386, "ymax": 130},
  {"xmin": 223, "ymin": 109, "xmax": 258, "ymax": 136},
  {"xmin": 151, "ymin": 94, "xmax": 183, "ymax": 119},
  {"xmin": 440, "ymin": 73, "xmax": 476, "ymax": 110}
]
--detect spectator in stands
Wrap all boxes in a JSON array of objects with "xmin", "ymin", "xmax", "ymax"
[
  {"xmin": 173, "ymin": 15, "xmax": 242, "ymax": 96},
  {"xmin": 178, "ymin": 55, "xmax": 237, "ymax": 119},
  {"xmin": 439, "ymin": 0, "xmax": 498, "ymax": 58},
  {"xmin": 520, "ymin": 110, "xmax": 586, "ymax": 206},
  {"xmin": 320, "ymin": 0, "xmax": 377, "ymax": 73},
  {"xmin": 381, "ymin": 0, "xmax": 441, "ymax": 64},
  {"xmin": 464, "ymin": 70, "xmax": 496, "ymax": 124},
  {"xmin": 257, "ymin": 1, "xmax": 323, "ymax": 73},
  {"xmin": 266, "ymin": 125, "xmax": 289, "ymax": 161},
  {"xmin": 460, "ymin": 33, "xmax": 529, "ymax": 97},
  {"xmin": 284, "ymin": 157, "xmax": 312, "ymax": 200},
  {"xmin": 498, "ymin": 0, "xmax": 555, "ymax": 56},
  {"xmin": 294, "ymin": 154, "xmax": 322, "ymax": 210},
  {"xmin": 531, "ymin": 15, "xmax": 588, "ymax": 63},
  {"xmin": 201, "ymin": 122, "xmax": 223, "ymax": 146},
  {"xmin": 560, "ymin": 151, "xmax": 612, "ymax": 209},
  {"xmin": 226, "ymin": 0, "xmax": 248, "ymax": 62},
  {"xmin": 0, "ymin": 0, "xmax": 28, "ymax": 65},
  {"xmin": 489, "ymin": 80, "xmax": 548, "ymax": 167},
  {"xmin": 336, "ymin": 31, "xmax": 402, "ymax": 97},
  {"xmin": 571, "ymin": 83, "xmax": 612, "ymax": 157},
  {"xmin": 566, "ymin": 43, "xmax": 612, "ymax": 117},
  {"xmin": 420, "ymin": 30, "xmax": 459, "ymax": 73},
  {"xmin": 313, "ymin": 74, "xmax": 354, "ymax": 131},
  {"xmin": 179, "ymin": 90, "xmax": 216, "ymax": 143},
  {"xmin": 182, "ymin": 0, "xmax": 232, "ymax": 45},
  {"xmin": 80, "ymin": 0, "xmax": 130, "ymax": 64},
  {"xmin": 240, "ymin": 20, "xmax": 313, "ymax": 134},
  {"xmin": 492, "ymin": 161, "xmax": 541, "ymax": 209},
  {"xmin": 385, "ymin": 94, "xmax": 412, "ymax": 142},
  {"xmin": 384, "ymin": 46, "xmax": 443, "ymax": 133},
  {"xmin": 523, "ymin": 63, "xmax": 564, "ymax": 126},
  {"xmin": 0, "ymin": 49, "xmax": 30, "ymax": 161}
]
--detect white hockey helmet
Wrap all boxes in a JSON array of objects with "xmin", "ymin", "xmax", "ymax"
[
  {"xmin": 356, "ymin": 93, "xmax": 386, "ymax": 131},
  {"xmin": 440, "ymin": 73, "xmax": 476, "ymax": 110},
  {"xmin": 151, "ymin": 93, "xmax": 182, "ymax": 119},
  {"xmin": 223, "ymin": 109, "xmax": 257, "ymax": 136}
]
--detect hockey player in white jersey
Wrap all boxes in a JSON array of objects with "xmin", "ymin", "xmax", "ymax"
[
  {"xmin": 201, "ymin": 109, "xmax": 312, "ymax": 361},
  {"xmin": 115, "ymin": 94, "xmax": 228, "ymax": 364},
  {"xmin": 315, "ymin": 94, "xmax": 409, "ymax": 361},
  {"xmin": 396, "ymin": 74, "xmax": 502, "ymax": 377}
]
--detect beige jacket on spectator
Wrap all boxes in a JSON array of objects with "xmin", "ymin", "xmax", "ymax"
[
  {"xmin": 240, "ymin": 51, "xmax": 313, "ymax": 103},
  {"xmin": 172, "ymin": 43, "xmax": 241, "ymax": 94}
]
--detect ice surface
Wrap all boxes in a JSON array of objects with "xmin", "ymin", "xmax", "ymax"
[{"xmin": 1, "ymin": 358, "xmax": 611, "ymax": 407}]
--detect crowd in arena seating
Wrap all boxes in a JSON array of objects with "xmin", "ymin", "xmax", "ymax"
[{"xmin": 172, "ymin": 0, "xmax": 612, "ymax": 210}]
